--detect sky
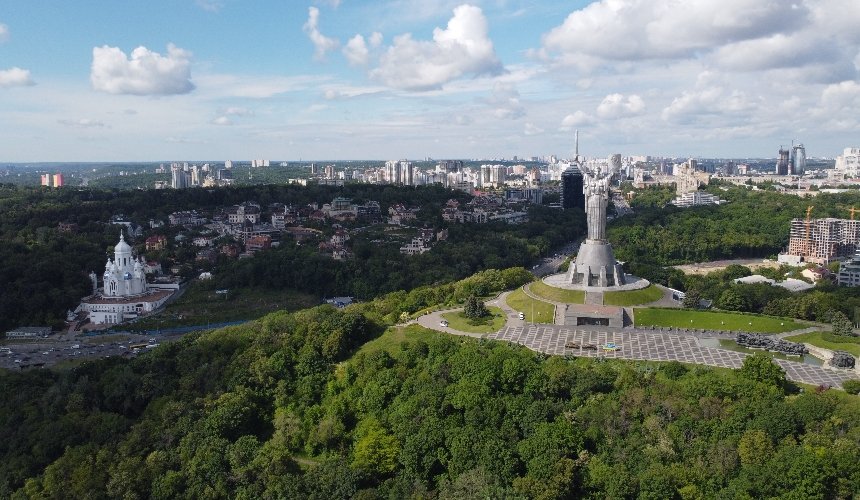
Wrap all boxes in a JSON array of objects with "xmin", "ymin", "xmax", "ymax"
[{"xmin": 1, "ymin": 0, "xmax": 859, "ymax": 162}]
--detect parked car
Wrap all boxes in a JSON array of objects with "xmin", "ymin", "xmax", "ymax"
[{"xmin": 440, "ymin": 320, "xmax": 449, "ymax": 327}]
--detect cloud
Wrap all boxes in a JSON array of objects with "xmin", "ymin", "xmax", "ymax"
[
  {"xmin": 344, "ymin": 32, "xmax": 383, "ymax": 66},
  {"xmin": 0, "ymin": 67, "xmax": 35, "ymax": 88},
  {"xmin": 487, "ymin": 83, "xmax": 524, "ymax": 119},
  {"xmin": 304, "ymin": 7, "xmax": 339, "ymax": 60},
  {"xmin": 58, "ymin": 118, "xmax": 106, "ymax": 128},
  {"xmin": 543, "ymin": 0, "xmax": 806, "ymax": 62},
  {"xmin": 195, "ymin": 0, "xmax": 223, "ymax": 12},
  {"xmin": 821, "ymin": 80, "xmax": 860, "ymax": 111},
  {"xmin": 343, "ymin": 35, "xmax": 369, "ymax": 66},
  {"xmin": 596, "ymin": 93, "xmax": 644, "ymax": 119},
  {"xmin": 454, "ymin": 114, "xmax": 473, "ymax": 125},
  {"xmin": 211, "ymin": 116, "xmax": 232, "ymax": 126},
  {"xmin": 166, "ymin": 136, "xmax": 206, "ymax": 144},
  {"xmin": 713, "ymin": 33, "xmax": 837, "ymax": 71},
  {"xmin": 370, "ymin": 4, "xmax": 502, "ymax": 91},
  {"xmin": 661, "ymin": 86, "xmax": 754, "ymax": 123},
  {"xmin": 0, "ymin": 23, "xmax": 8, "ymax": 43},
  {"xmin": 90, "ymin": 44, "xmax": 194, "ymax": 95},
  {"xmin": 223, "ymin": 106, "xmax": 252, "ymax": 116},
  {"xmin": 524, "ymin": 123, "xmax": 543, "ymax": 135},
  {"xmin": 559, "ymin": 111, "xmax": 594, "ymax": 130}
]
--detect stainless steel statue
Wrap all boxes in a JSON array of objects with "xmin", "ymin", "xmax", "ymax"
[{"xmin": 567, "ymin": 159, "xmax": 626, "ymax": 287}]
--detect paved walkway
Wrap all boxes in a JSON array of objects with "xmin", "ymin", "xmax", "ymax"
[
  {"xmin": 585, "ymin": 291, "xmax": 604, "ymax": 305},
  {"xmin": 488, "ymin": 324, "xmax": 858, "ymax": 389}
]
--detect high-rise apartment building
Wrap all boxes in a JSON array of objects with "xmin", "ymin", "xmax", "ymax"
[
  {"xmin": 561, "ymin": 165, "xmax": 584, "ymax": 210},
  {"xmin": 776, "ymin": 147, "xmax": 790, "ymax": 175},
  {"xmin": 791, "ymin": 144, "xmax": 806, "ymax": 175},
  {"xmin": 835, "ymin": 148, "xmax": 860, "ymax": 178}
]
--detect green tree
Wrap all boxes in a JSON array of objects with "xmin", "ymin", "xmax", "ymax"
[
  {"xmin": 830, "ymin": 310, "xmax": 854, "ymax": 336},
  {"xmin": 739, "ymin": 353, "xmax": 785, "ymax": 387},
  {"xmin": 351, "ymin": 419, "xmax": 400, "ymax": 476},
  {"xmin": 463, "ymin": 294, "xmax": 488, "ymax": 319},
  {"xmin": 842, "ymin": 379, "xmax": 860, "ymax": 395},
  {"xmin": 682, "ymin": 289, "xmax": 702, "ymax": 309},
  {"xmin": 718, "ymin": 288, "xmax": 748, "ymax": 311}
]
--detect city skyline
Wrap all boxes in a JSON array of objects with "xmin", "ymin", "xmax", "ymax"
[{"xmin": 1, "ymin": 0, "xmax": 859, "ymax": 161}]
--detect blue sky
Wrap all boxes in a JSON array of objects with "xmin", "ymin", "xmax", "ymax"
[{"xmin": 1, "ymin": 0, "xmax": 859, "ymax": 161}]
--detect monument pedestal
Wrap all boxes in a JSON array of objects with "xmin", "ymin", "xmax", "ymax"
[{"xmin": 567, "ymin": 239, "xmax": 626, "ymax": 287}]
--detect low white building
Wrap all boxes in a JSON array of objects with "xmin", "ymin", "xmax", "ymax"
[{"xmin": 400, "ymin": 238, "xmax": 431, "ymax": 255}]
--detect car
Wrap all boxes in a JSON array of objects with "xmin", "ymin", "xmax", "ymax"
[
  {"xmin": 439, "ymin": 320, "xmax": 449, "ymax": 327},
  {"xmin": 518, "ymin": 312, "xmax": 525, "ymax": 320}
]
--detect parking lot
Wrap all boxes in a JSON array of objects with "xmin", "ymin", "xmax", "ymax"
[{"xmin": 0, "ymin": 334, "xmax": 170, "ymax": 370}]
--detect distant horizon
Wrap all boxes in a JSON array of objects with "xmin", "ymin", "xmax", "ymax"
[
  {"xmin": 1, "ymin": 1, "xmax": 858, "ymax": 160},
  {"xmin": 0, "ymin": 155, "xmax": 838, "ymax": 166}
]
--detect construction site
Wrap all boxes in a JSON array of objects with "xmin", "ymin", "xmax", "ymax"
[{"xmin": 781, "ymin": 206, "xmax": 860, "ymax": 264}]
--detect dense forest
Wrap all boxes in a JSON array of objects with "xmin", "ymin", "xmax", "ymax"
[
  {"xmin": 2, "ymin": 270, "xmax": 859, "ymax": 498},
  {"xmin": 0, "ymin": 183, "xmax": 584, "ymax": 331}
]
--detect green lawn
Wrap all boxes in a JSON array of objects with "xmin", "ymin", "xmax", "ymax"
[
  {"xmin": 604, "ymin": 285, "xmax": 665, "ymax": 306},
  {"xmin": 529, "ymin": 281, "xmax": 585, "ymax": 304},
  {"xmin": 126, "ymin": 284, "xmax": 318, "ymax": 332},
  {"xmin": 441, "ymin": 306, "xmax": 506, "ymax": 333},
  {"xmin": 506, "ymin": 288, "xmax": 555, "ymax": 323},
  {"xmin": 353, "ymin": 324, "xmax": 460, "ymax": 358},
  {"xmin": 634, "ymin": 308, "xmax": 805, "ymax": 333},
  {"xmin": 785, "ymin": 331, "xmax": 860, "ymax": 357}
]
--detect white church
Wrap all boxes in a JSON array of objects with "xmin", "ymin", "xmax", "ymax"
[{"xmin": 78, "ymin": 232, "xmax": 174, "ymax": 325}]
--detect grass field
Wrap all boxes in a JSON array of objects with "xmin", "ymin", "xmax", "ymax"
[
  {"xmin": 506, "ymin": 288, "xmax": 555, "ymax": 323},
  {"xmin": 785, "ymin": 331, "xmax": 860, "ymax": 357},
  {"xmin": 529, "ymin": 281, "xmax": 585, "ymax": 304},
  {"xmin": 441, "ymin": 306, "xmax": 506, "ymax": 333},
  {"xmin": 634, "ymin": 308, "xmax": 805, "ymax": 333},
  {"xmin": 126, "ymin": 285, "xmax": 318, "ymax": 332},
  {"xmin": 603, "ymin": 285, "xmax": 665, "ymax": 306},
  {"xmin": 354, "ymin": 324, "xmax": 457, "ymax": 358}
]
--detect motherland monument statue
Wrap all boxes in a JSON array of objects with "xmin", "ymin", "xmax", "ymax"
[{"xmin": 543, "ymin": 132, "xmax": 648, "ymax": 293}]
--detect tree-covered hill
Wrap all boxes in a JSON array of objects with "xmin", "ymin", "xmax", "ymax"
[{"xmin": 2, "ymin": 271, "xmax": 859, "ymax": 499}]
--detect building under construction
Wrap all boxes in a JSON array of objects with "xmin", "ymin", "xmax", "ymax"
[{"xmin": 783, "ymin": 217, "xmax": 860, "ymax": 264}]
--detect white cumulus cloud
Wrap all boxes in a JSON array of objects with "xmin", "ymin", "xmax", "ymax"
[
  {"xmin": 58, "ymin": 118, "xmax": 106, "ymax": 128},
  {"xmin": 543, "ymin": 0, "xmax": 805, "ymax": 61},
  {"xmin": 821, "ymin": 80, "xmax": 860, "ymax": 110},
  {"xmin": 211, "ymin": 116, "xmax": 232, "ymax": 126},
  {"xmin": 343, "ymin": 35, "xmax": 370, "ymax": 66},
  {"xmin": 0, "ymin": 67, "xmax": 35, "ymax": 88},
  {"xmin": 559, "ymin": 111, "xmax": 595, "ymax": 130},
  {"xmin": 304, "ymin": 7, "xmax": 339, "ymax": 60},
  {"xmin": 90, "ymin": 44, "xmax": 194, "ymax": 95},
  {"xmin": 223, "ymin": 106, "xmax": 252, "ymax": 116},
  {"xmin": 662, "ymin": 86, "xmax": 754, "ymax": 123},
  {"xmin": 596, "ymin": 93, "xmax": 644, "ymax": 119},
  {"xmin": 487, "ymin": 83, "xmax": 524, "ymax": 120},
  {"xmin": 371, "ymin": 4, "xmax": 502, "ymax": 91},
  {"xmin": 524, "ymin": 123, "xmax": 543, "ymax": 135}
]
